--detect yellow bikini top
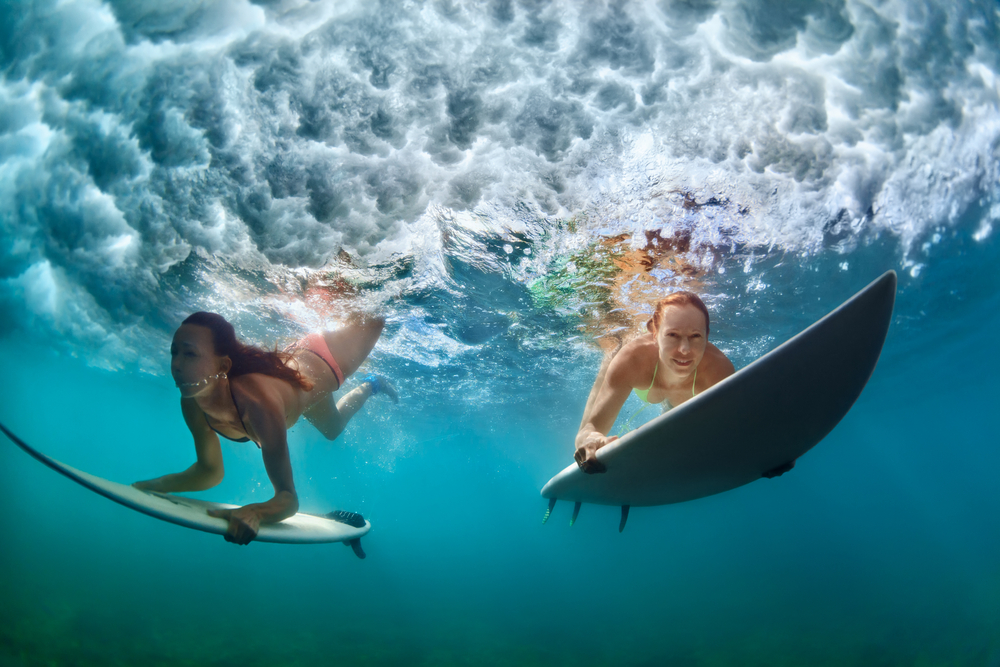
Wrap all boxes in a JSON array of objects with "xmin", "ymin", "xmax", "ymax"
[{"xmin": 633, "ymin": 362, "xmax": 697, "ymax": 403}]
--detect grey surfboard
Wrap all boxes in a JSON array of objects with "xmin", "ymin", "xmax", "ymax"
[
  {"xmin": 1, "ymin": 423, "xmax": 370, "ymax": 547},
  {"xmin": 541, "ymin": 270, "xmax": 896, "ymax": 512}
]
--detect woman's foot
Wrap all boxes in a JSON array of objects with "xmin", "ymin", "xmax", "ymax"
[{"xmin": 362, "ymin": 374, "xmax": 399, "ymax": 404}]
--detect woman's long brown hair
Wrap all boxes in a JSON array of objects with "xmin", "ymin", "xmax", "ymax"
[{"xmin": 182, "ymin": 312, "xmax": 314, "ymax": 391}]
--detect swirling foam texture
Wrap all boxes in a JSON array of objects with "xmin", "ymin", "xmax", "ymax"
[{"xmin": 0, "ymin": 0, "xmax": 998, "ymax": 369}]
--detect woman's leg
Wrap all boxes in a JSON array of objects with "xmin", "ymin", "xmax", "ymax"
[
  {"xmin": 304, "ymin": 314, "xmax": 389, "ymax": 441},
  {"xmin": 321, "ymin": 314, "xmax": 385, "ymax": 381},
  {"xmin": 304, "ymin": 384, "xmax": 375, "ymax": 441}
]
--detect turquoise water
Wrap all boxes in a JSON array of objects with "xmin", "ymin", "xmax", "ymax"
[{"xmin": 2, "ymin": 1, "xmax": 1000, "ymax": 665}]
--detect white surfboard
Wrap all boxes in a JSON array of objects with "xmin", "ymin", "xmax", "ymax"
[
  {"xmin": 1, "ymin": 423, "xmax": 370, "ymax": 552},
  {"xmin": 541, "ymin": 271, "xmax": 896, "ymax": 528}
]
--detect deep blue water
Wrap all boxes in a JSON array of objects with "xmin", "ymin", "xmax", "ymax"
[{"xmin": 2, "ymin": 0, "xmax": 999, "ymax": 665}]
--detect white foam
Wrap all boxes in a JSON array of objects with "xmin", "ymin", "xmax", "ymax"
[{"xmin": 0, "ymin": 0, "xmax": 997, "ymax": 368}]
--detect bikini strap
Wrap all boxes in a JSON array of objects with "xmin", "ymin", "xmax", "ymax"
[
  {"xmin": 222, "ymin": 378, "xmax": 255, "ymax": 443},
  {"xmin": 633, "ymin": 361, "xmax": 659, "ymax": 403}
]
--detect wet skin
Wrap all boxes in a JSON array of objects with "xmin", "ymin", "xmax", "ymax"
[
  {"xmin": 575, "ymin": 304, "xmax": 735, "ymax": 474},
  {"xmin": 134, "ymin": 320, "xmax": 384, "ymax": 545}
]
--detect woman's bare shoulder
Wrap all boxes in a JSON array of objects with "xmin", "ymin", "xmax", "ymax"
[
  {"xmin": 702, "ymin": 342, "xmax": 736, "ymax": 381},
  {"xmin": 607, "ymin": 335, "xmax": 657, "ymax": 385},
  {"xmin": 229, "ymin": 373, "xmax": 286, "ymax": 405},
  {"xmin": 619, "ymin": 333, "xmax": 656, "ymax": 356}
]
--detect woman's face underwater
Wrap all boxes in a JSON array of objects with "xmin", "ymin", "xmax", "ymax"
[
  {"xmin": 653, "ymin": 304, "xmax": 708, "ymax": 376},
  {"xmin": 170, "ymin": 324, "xmax": 227, "ymax": 397}
]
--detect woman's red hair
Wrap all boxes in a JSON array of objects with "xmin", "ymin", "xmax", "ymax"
[
  {"xmin": 182, "ymin": 312, "xmax": 314, "ymax": 391},
  {"xmin": 647, "ymin": 291, "xmax": 710, "ymax": 336}
]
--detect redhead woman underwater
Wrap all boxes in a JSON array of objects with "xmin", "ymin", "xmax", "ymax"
[
  {"xmin": 574, "ymin": 292, "xmax": 736, "ymax": 474},
  {"xmin": 134, "ymin": 312, "xmax": 397, "ymax": 545}
]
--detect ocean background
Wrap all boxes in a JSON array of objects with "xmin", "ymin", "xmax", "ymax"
[{"xmin": 1, "ymin": 0, "xmax": 998, "ymax": 664}]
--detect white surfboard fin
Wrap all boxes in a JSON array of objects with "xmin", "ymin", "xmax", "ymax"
[
  {"xmin": 570, "ymin": 501, "xmax": 581, "ymax": 526},
  {"xmin": 542, "ymin": 498, "xmax": 556, "ymax": 524},
  {"xmin": 347, "ymin": 538, "xmax": 366, "ymax": 559},
  {"xmin": 619, "ymin": 505, "xmax": 629, "ymax": 533}
]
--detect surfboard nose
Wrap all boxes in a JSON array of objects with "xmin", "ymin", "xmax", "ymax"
[
  {"xmin": 848, "ymin": 269, "xmax": 896, "ymax": 360},
  {"xmin": 868, "ymin": 270, "xmax": 897, "ymax": 312}
]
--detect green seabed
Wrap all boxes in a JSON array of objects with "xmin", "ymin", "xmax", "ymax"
[
  {"xmin": 1, "ymin": 503, "xmax": 999, "ymax": 662},
  {"xmin": 3, "ymin": 598, "xmax": 997, "ymax": 667}
]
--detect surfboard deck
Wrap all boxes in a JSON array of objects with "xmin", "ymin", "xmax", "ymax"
[
  {"xmin": 1, "ymin": 422, "xmax": 370, "ymax": 546},
  {"xmin": 542, "ymin": 270, "xmax": 897, "ymax": 511}
]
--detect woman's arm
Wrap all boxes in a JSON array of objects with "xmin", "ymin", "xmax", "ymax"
[
  {"xmin": 579, "ymin": 349, "xmax": 615, "ymax": 432},
  {"xmin": 133, "ymin": 398, "xmax": 224, "ymax": 492},
  {"xmin": 207, "ymin": 379, "xmax": 299, "ymax": 545},
  {"xmin": 574, "ymin": 352, "xmax": 635, "ymax": 474}
]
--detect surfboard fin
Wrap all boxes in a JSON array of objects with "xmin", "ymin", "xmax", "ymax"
[
  {"xmin": 542, "ymin": 498, "xmax": 556, "ymax": 524},
  {"xmin": 570, "ymin": 501, "xmax": 581, "ymax": 526},
  {"xmin": 347, "ymin": 538, "xmax": 366, "ymax": 559},
  {"xmin": 619, "ymin": 505, "xmax": 629, "ymax": 533},
  {"xmin": 328, "ymin": 511, "xmax": 367, "ymax": 558}
]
